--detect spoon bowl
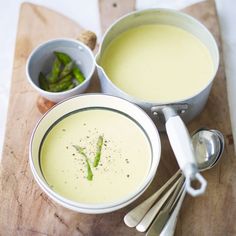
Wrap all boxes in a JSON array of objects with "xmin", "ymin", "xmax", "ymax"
[{"xmin": 192, "ymin": 128, "xmax": 224, "ymax": 171}]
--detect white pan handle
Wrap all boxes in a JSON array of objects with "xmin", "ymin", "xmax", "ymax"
[{"xmin": 164, "ymin": 108, "xmax": 207, "ymax": 196}]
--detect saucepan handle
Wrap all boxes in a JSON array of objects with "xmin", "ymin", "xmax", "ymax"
[{"xmin": 154, "ymin": 106, "xmax": 207, "ymax": 196}]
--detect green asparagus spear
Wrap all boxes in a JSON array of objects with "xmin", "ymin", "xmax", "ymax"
[
  {"xmin": 54, "ymin": 51, "xmax": 72, "ymax": 65},
  {"xmin": 66, "ymin": 83, "xmax": 75, "ymax": 90},
  {"xmin": 60, "ymin": 61, "xmax": 74, "ymax": 79},
  {"xmin": 85, "ymin": 159, "xmax": 93, "ymax": 181},
  {"xmin": 59, "ymin": 74, "xmax": 73, "ymax": 83},
  {"xmin": 49, "ymin": 80, "xmax": 72, "ymax": 92},
  {"xmin": 72, "ymin": 67, "xmax": 85, "ymax": 84},
  {"xmin": 47, "ymin": 58, "xmax": 61, "ymax": 83},
  {"xmin": 72, "ymin": 145, "xmax": 93, "ymax": 181},
  {"xmin": 93, "ymin": 136, "xmax": 104, "ymax": 167},
  {"xmin": 40, "ymin": 51, "xmax": 86, "ymax": 92},
  {"xmin": 38, "ymin": 72, "xmax": 49, "ymax": 91}
]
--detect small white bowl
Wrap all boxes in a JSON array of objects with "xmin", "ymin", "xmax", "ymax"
[
  {"xmin": 26, "ymin": 38, "xmax": 95, "ymax": 102},
  {"xmin": 29, "ymin": 94, "xmax": 161, "ymax": 214}
]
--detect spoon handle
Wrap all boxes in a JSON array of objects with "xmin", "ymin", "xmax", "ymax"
[
  {"xmin": 136, "ymin": 176, "xmax": 182, "ymax": 232},
  {"xmin": 124, "ymin": 170, "xmax": 181, "ymax": 228},
  {"xmin": 146, "ymin": 176, "xmax": 185, "ymax": 236},
  {"xmin": 160, "ymin": 186, "xmax": 186, "ymax": 236}
]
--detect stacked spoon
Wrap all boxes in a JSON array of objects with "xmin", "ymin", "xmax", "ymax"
[{"xmin": 124, "ymin": 128, "xmax": 224, "ymax": 236}]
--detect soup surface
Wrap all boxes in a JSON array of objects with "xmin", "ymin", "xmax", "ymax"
[
  {"xmin": 40, "ymin": 108, "xmax": 152, "ymax": 204},
  {"xmin": 100, "ymin": 24, "xmax": 214, "ymax": 102}
]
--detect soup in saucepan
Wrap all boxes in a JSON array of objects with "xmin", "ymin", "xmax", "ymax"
[
  {"xmin": 100, "ymin": 24, "xmax": 214, "ymax": 102},
  {"xmin": 40, "ymin": 108, "xmax": 152, "ymax": 204}
]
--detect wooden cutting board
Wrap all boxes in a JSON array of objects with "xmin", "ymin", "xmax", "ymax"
[{"xmin": 0, "ymin": 1, "xmax": 235, "ymax": 235}]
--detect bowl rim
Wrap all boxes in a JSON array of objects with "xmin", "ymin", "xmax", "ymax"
[
  {"xmin": 26, "ymin": 38, "xmax": 96, "ymax": 96},
  {"xmin": 29, "ymin": 93, "xmax": 161, "ymax": 213}
]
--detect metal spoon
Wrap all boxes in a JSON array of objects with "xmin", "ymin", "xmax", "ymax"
[
  {"xmin": 148, "ymin": 128, "xmax": 224, "ymax": 236},
  {"xmin": 124, "ymin": 128, "xmax": 220, "ymax": 228},
  {"xmin": 191, "ymin": 128, "xmax": 224, "ymax": 171},
  {"xmin": 159, "ymin": 184, "xmax": 186, "ymax": 236}
]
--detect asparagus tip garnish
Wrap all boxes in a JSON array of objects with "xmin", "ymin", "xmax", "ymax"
[
  {"xmin": 93, "ymin": 135, "xmax": 104, "ymax": 167},
  {"xmin": 72, "ymin": 145, "xmax": 93, "ymax": 181}
]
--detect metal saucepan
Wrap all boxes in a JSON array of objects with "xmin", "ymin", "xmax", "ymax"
[{"xmin": 95, "ymin": 9, "xmax": 219, "ymax": 196}]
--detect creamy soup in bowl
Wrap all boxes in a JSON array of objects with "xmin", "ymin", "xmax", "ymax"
[{"xmin": 29, "ymin": 94, "xmax": 161, "ymax": 213}]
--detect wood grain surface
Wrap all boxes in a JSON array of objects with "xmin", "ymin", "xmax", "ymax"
[{"xmin": 0, "ymin": 1, "xmax": 235, "ymax": 236}]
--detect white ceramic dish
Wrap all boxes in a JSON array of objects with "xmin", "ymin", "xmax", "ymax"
[
  {"xmin": 29, "ymin": 94, "xmax": 161, "ymax": 213},
  {"xmin": 26, "ymin": 38, "xmax": 95, "ymax": 102}
]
